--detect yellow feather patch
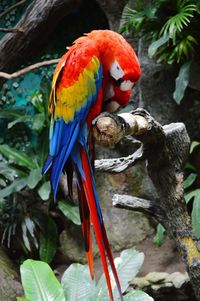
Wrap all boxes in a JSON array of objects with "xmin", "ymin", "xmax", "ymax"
[{"xmin": 54, "ymin": 56, "xmax": 100, "ymax": 122}]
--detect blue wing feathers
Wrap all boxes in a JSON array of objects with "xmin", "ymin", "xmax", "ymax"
[
  {"xmin": 51, "ymin": 122, "xmax": 80, "ymax": 200},
  {"xmin": 43, "ymin": 62, "xmax": 102, "ymax": 200}
]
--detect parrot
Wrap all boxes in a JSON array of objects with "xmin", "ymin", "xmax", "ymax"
[{"xmin": 42, "ymin": 30, "xmax": 141, "ymax": 301}]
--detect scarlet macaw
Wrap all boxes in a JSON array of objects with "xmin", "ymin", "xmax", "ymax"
[{"xmin": 43, "ymin": 30, "xmax": 141, "ymax": 301}]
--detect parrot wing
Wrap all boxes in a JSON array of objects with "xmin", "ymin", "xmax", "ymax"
[{"xmin": 42, "ymin": 39, "xmax": 103, "ymax": 197}]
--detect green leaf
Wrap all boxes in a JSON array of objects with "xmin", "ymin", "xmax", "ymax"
[
  {"xmin": 24, "ymin": 217, "xmax": 38, "ymax": 249},
  {"xmin": 0, "ymin": 178, "xmax": 27, "ymax": 199},
  {"xmin": 192, "ymin": 191, "xmax": 200, "ymax": 239},
  {"xmin": 96, "ymin": 248, "xmax": 144, "ymax": 301},
  {"xmin": 183, "ymin": 173, "xmax": 197, "ymax": 189},
  {"xmin": 39, "ymin": 217, "xmax": 58, "ymax": 264},
  {"xmin": 153, "ymin": 223, "xmax": 165, "ymax": 247},
  {"xmin": 20, "ymin": 259, "xmax": 65, "ymax": 301},
  {"xmin": 173, "ymin": 61, "xmax": 191, "ymax": 104},
  {"xmin": 27, "ymin": 168, "xmax": 42, "ymax": 189},
  {"xmin": 148, "ymin": 35, "xmax": 169, "ymax": 58},
  {"xmin": 0, "ymin": 162, "xmax": 28, "ymax": 179},
  {"xmin": 32, "ymin": 113, "xmax": 45, "ymax": 131},
  {"xmin": 124, "ymin": 290, "xmax": 153, "ymax": 301},
  {"xmin": 184, "ymin": 162, "xmax": 197, "ymax": 172},
  {"xmin": 58, "ymin": 201, "xmax": 81, "ymax": 225},
  {"xmin": 17, "ymin": 297, "xmax": 30, "ymax": 301},
  {"xmin": 184, "ymin": 189, "xmax": 200, "ymax": 204},
  {"xmin": 38, "ymin": 181, "xmax": 51, "ymax": 201},
  {"xmin": 8, "ymin": 115, "xmax": 31, "ymax": 129},
  {"xmin": 190, "ymin": 141, "xmax": 200, "ymax": 154},
  {"xmin": 61, "ymin": 263, "xmax": 96, "ymax": 301},
  {"xmin": 0, "ymin": 110, "xmax": 24, "ymax": 119},
  {"xmin": 40, "ymin": 77, "xmax": 51, "ymax": 124},
  {"xmin": 0, "ymin": 145, "xmax": 37, "ymax": 170}
]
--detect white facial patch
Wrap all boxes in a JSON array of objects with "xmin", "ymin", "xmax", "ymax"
[
  {"xmin": 120, "ymin": 80, "xmax": 134, "ymax": 91},
  {"xmin": 110, "ymin": 60, "xmax": 125, "ymax": 80}
]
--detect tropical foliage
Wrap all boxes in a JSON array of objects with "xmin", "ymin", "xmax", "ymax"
[
  {"xmin": 0, "ymin": 77, "xmax": 80, "ymax": 262},
  {"xmin": 18, "ymin": 248, "xmax": 153, "ymax": 301},
  {"xmin": 184, "ymin": 141, "xmax": 200, "ymax": 238},
  {"xmin": 120, "ymin": 0, "xmax": 200, "ymax": 103}
]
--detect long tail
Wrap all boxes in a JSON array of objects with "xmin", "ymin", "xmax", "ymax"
[
  {"xmin": 77, "ymin": 175, "xmax": 94, "ymax": 279},
  {"xmin": 79, "ymin": 145, "xmax": 123, "ymax": 301}
]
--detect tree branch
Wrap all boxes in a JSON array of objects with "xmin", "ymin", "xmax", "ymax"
[
  {"xmin": 93, "ymin": 108, "xmax": 200, "ymax": 301},
  {"xmin": 0, "ymin": 0, "xmax": 27, "ymax": 19},
  {"xmin": 0, "ymin": 27, "xmax": 24, "ymax": 33},
  {"xmin": 0, "ymin": 59, "xmax": 59, "ymax": 79}
]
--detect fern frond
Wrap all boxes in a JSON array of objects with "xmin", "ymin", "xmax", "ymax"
[{"xmin": 160, "ymin": 1, "xmax": 196, "ymax": 43}]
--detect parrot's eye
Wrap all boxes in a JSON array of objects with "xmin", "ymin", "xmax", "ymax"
[{"xmin": 115, "ymin": 78, "xmax": 123, "ymax": 86}]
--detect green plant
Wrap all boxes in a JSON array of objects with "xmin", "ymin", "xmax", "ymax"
[
  {"xmin": 0, "ymin": 77, "xmax": 82, "ymax": 261},
  {"xmin": 153, "ymin": 223, "xmax": 166, "ymax": 247},
  {"xmin": 0, "ymin": 78, "xmax": 53, "ymax": 255},
  {"xmin": 184, "ymin": 141, "xmax": 200, "ymax": 238},
  {"xmin": 18, "ymin": 248, "xmax": 153, "ymax": 301},
  {"xmin": 120, "ymin": 0, "xmax": 200, "ymax": 104}
]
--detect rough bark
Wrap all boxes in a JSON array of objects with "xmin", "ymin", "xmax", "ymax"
[
  {"xmin": 95, "ymin": 0, "xmax": 128, "ymax": 30},
  {"xmin": 0, "ymin": 247, "xmax": 23, "ymax": 301},
  {"xmin": 0, "ymin": 0, "xmax": 82, "ymax": 73},
  {"xmin": 93, "ymin": 108, "xmax": 200, "ymax": 300}
]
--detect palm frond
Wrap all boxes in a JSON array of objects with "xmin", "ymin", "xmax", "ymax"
[{"xmin": 160, "ymin": 1, "xmax": 197, "ymax": 43}]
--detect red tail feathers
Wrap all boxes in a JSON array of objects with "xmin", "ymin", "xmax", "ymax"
[{"xmin": 80, "ymin": 147, "xmax": 123, "ymax": 301}]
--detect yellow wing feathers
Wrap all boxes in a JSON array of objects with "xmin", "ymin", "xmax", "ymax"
[{"xmin": 49, "ymin": 56, "xmax": 101, "ymax": 123}]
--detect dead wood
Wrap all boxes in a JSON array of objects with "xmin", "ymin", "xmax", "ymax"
[{"xmin": 93, "ymin": 108, "xmax": 200, "ymax": 300}]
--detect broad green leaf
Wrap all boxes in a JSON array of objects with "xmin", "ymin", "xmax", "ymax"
[
  {"xmin": 61, "ymin": 263, "xmax": 96, "ymax": 301},
  {"xmin": 183, "ymin": 173, "xmax": 197, "ymax": 189},
  {"xmin": 38, "ymin": 181, "xmax": 51, "ymax": 201},
  {"xmin": 20, "ymin": 259, "xmax": 65, "ymax": 301},
  {"xmin": 192, "ymin": 192, "xmax": 200, "ymax": 239},
  {"xmin": 0, "ymin": 178, "xmax": 27, "ymax": 199},
  {"xmin": 173, "ymin": 61, "xmax": 191, "ymax": 104},
  {"xmin": 148, "ymin": 35, "xmax": 169, "ymax": 58},
  {"xmin": 190, "ymin": 141, "xmax": 200, "ymax": 154},
  {"xmin": 96, "ymin": 248, "xmax": 144, "ymax": 301},
  {"xmin": 124, "ymin": 290, "xmax": 153, "ymax": 301},
  {"xmin": 27, "ymin": 168, "xmax": 42, "ymax": 189},
  {"xmin": 58, "ymin": 201, "xmax": 81, "ymax": 225},
  {"xmin": 17, "ymin": 297, "xmax": 30, "ymax": 301},
  {"xmin": 39, "ymin": 217, "xmax": 57, "ymax": 264},
  {"xmin": 184, "ymin": 189, "xmax": 200, "ymax": 204},
  {"xmin": 0, "ymin": 145, "xmax": 37, "ymax": 170},
  {"xmin": 153, "ymin": 223, "xmax": 165, "ymax": 247}
]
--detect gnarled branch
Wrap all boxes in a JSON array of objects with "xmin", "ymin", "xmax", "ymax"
[{"xmin": 93, "ymin": 108, "xmax": 200, "ymax": 301}]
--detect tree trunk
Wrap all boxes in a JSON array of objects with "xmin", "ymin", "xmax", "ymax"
[
  {"xmin": 0, "ymin": 0, "xmax": 82, "ymax": 73},
  {"xmin": 93, "ymin": 109, "xmax": 200, "ymax": 300}
]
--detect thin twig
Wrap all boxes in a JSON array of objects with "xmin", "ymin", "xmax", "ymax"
[
  {"xmin": 0, "ymin": 27, "xmax": 24, "ymax": 33},
  {"xmin": 0, "ymin": 59, "xmax": 60, "ymax": 79},
  {"xmin": 0, "ymin": 0, "xmax": 27, "ymax": 19}
]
